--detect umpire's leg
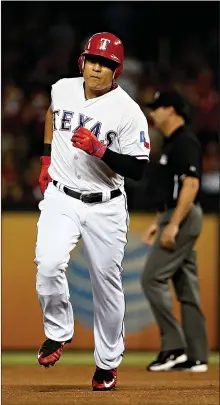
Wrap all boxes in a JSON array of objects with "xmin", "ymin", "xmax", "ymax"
[
  {"xmin": 172, "ymin": 249, "xmax": 208, "ymax": 362},
  {"xmin": 141, "ymin": 205, "xmax": 203, "ymax": 352}
]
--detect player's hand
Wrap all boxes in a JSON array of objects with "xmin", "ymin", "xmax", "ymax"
[
  {"xmin": 142, "ymin": 223, "xmax": 158, "ymax": 246},
  {"xmin": 39, "ymin": 156, "xmax": 52, "ymax": 195},
  {"xmin": 160, "ymin": 223, "xmax": 179, "ymax": 249},
  {"xmin": 71, "ymin": 127, "xmax": 107, "ymax": 158}
]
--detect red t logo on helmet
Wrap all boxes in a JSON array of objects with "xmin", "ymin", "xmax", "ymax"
[{"xmin": 99, "ymin": 38, "xmax": 111, "ymax": 51}]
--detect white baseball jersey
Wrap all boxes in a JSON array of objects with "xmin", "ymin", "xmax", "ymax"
[{"xmin": 49, "ymin": 77, "xmax": 150, "ymax": 192}]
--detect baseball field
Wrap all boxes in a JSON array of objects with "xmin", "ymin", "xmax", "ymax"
[{"xmin": 2, "ymin": 351, "xmax": 219, "ymax": 405}]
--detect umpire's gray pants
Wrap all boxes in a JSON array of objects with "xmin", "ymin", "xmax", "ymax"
[{"xmin": 141, "ymin": 204, "xmax": 208, "ymax": 362}]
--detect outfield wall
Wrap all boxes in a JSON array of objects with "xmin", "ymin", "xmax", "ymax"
[{"xmin": 2, "ymin": 213, "xmax": 219, "ymax": 350}]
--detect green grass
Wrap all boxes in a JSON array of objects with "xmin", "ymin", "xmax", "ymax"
[{"xmin": 2, "ymin": 351, "xmax": 219, "ymax": 366}]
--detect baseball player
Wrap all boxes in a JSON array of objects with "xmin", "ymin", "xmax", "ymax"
[{"xmin": 35, "ymin": 32, "xmax": 150, "ymax": 391}]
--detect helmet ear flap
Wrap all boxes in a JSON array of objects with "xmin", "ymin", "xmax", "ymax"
[
  {"xmin": 114, "ymin": 64, "xmax": 123, "ymax": 80},
  {"xmin": 78, "ymin": 55, "xmax": 85, "ymax": 74}
]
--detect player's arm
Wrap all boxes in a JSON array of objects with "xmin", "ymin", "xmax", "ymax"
[
  {"xmin": 101, "ymin": 149, "xmax": 147, "ymax": 180},
  {"xmin": 43, "ymin": 106, "xmax": 53, "ymax": 154},
  {"xmin": 39, "ymin": 106, "xmax": 53, "ymax": 195},
  {"xmin": 71, "ymin": 128, "xmax": 148, "ymax": 180},
  {"xmin": 101, "ymin": 109, "xmax": 150, "ymax": 180},
  {"xmin": 71, "ymin": 110, "xmax": 150, "ymax": 181}
]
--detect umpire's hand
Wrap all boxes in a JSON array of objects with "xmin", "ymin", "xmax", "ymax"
[
  {"xmin": 160, "ymin": 223, "xmax": 179, "ymax": 249},
  {"xmin": 142, "ymin": 223, "xmax": 158, "ymax": 246}
]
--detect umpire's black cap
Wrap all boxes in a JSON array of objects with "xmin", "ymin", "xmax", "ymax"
[{"xmin": 145, "ymin": 90, "xmax": 191, "ymax": 123}]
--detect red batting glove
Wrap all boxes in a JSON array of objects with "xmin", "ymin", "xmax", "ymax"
[
  {"xmin": 71, "ymin": 127, "xmax": 107, "ymax": 158},
  {"xmin": 39, "ymin": 156, "xmax": 52, "ymax": 195}
]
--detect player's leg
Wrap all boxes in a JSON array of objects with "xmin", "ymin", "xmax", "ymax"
[
  {"xmin": 171, "ymin": 249, "xmax": 208, "ymax": 371},
  {"xmin": 34, "ymin": 183, "xmax": 82, "ymax": 365},
  {"xmin": 82, "ymin": 194, "xmax": 128, "ymax": 390}
]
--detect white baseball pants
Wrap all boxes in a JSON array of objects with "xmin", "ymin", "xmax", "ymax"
[{"xmin": 34, "ymin": 182, "xmax": 128, "ymax": 370}]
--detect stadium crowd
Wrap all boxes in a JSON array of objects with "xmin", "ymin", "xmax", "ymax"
[{"xmin": 2, "ymin": 2, "xmax": 219, "ymax": 212}]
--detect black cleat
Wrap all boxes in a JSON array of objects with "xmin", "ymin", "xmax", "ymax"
[
  {"xmin": 147, "ymin": 349, "xmax": 187, "ymax": 371},
  {"xmin": 170, "ymin": 360, "xmax": 208, "ymax": 372}
]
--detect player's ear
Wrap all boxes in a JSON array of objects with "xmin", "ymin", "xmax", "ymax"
[{"xmin": 169, "ymin": 106, "xmax": 175, "ymax": 115}]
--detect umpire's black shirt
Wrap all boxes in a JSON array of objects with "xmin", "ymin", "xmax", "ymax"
[{"xmin": 149, "ymin": 125, "xmax": 202, "ymax": 212}]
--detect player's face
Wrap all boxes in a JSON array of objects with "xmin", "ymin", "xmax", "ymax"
[
  {"xmin": 83, "ymin": 55, "xmax": 117, "ymax": 91},
  {"xmin": 149, "ymin": 106, "xmax": 173, "ymax": 128}
]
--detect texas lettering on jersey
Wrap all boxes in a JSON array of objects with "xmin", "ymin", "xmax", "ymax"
[{"xmin": 53, "ymin": 110, "xmax": 117, "ymax": 146}]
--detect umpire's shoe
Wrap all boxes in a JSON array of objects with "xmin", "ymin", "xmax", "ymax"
[
  {"xmin": 170, "ymin": 360, "xmax": 208, "ymax": 372},
  {"xmin": 147, "ymin": 349, "xmax": 187, "ymax": 371},
  {"xmin": 38, "ymin": 338, "xmax": 72, "ymax": 367},
  {"xmin": 92, "ymin": 367, "xmax": 117, "ymax": 391}
]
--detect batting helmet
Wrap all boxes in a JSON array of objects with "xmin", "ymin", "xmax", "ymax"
[{"xmin": 78, "ymin": 32, "xmax": 124, "ymax": 79}]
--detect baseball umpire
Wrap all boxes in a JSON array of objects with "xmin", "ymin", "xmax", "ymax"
[{"xmin": 141, "ymin": 90, "xmax": 209, "ymax": 372}]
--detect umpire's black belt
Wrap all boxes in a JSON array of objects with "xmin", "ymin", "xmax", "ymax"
[
  {"xmin": 53, "ymin": 180, "xmax": 121, "ymax": 204},
  {"xmin": 158, "ymin": 202, "xmax": 177, "ymax": 212}
]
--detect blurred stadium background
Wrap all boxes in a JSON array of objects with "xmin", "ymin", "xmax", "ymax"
[{"xmin": 2, "ymin": 1, "xmax": 219, "ymax": 364}]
